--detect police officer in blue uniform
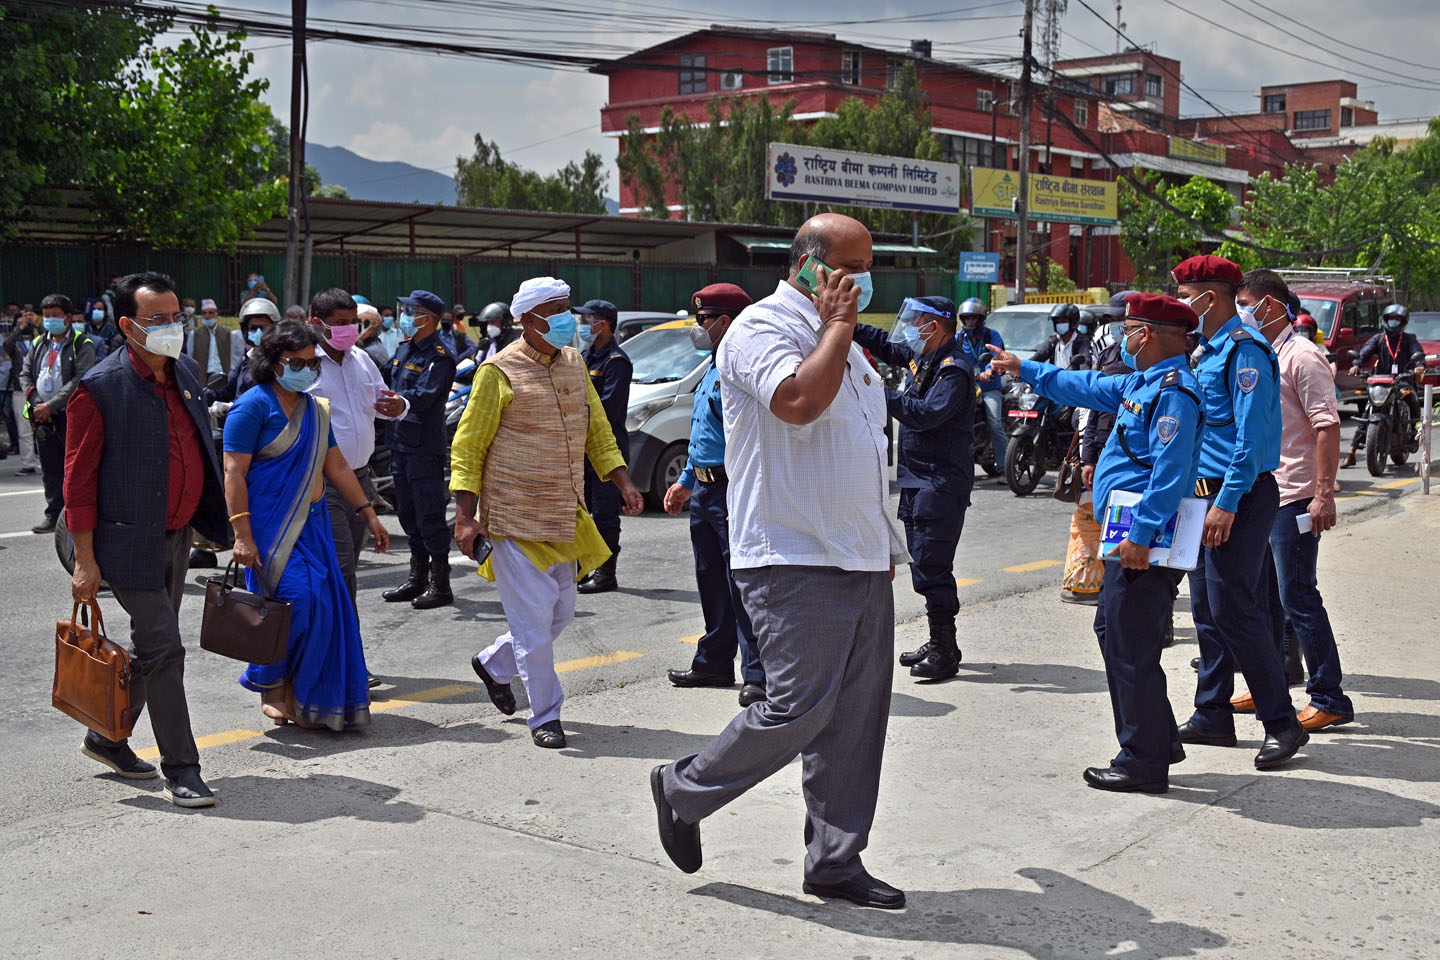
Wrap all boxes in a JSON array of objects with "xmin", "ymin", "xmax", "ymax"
[
  {"xmin": 955, "ymin": 297, "xmax": 1006, "ymax": 478},
  {"xmin": 662, "ymin": 284, "xmax": 767, "ymax": 707},
  {"xmin": 573, "ymin": 299, "xmax": 632, "ymax": 594},
  {"xmin": 382, "ymin": 289, "xmax": 457, "ymax": 609},
  {"xmin": 853, "ymin": 296, "xmax": 974, "ymax": 681},
  {"xmin": 990, "ymin": 293, "xmax": 1203, "ymax": 793},
  {"xmin": 1171, "ymin": 255, "xmax": 1308, "ymax": 769}
]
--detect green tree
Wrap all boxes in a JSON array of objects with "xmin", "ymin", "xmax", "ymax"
[
  {"xmin": 0, "ymin": 2, "xmax": 285, "ymax": 248},
  {"xmin": 454, "ymin": 133, "xmax": 608, "ymax": 214},
  {"xmin": 1027, "ymin": 257, "xmax": 1076, "ymax": 292},
  {"xmin": 1118, "ymin": 170, "xmax": 1234, "ymax": 289}
]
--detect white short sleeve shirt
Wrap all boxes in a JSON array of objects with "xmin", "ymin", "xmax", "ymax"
[{"xmin": 716, "ymin": 281, "xmax": 903, "ymax": 572}]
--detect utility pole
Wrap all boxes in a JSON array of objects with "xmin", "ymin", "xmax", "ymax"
[
  {"xmin": 1014, "ymin": 0, "xmax": 1034, "ymax": 305},
  {"xmin": 283, "ymin": 0, "xmax": 307, "ymax": 311}
]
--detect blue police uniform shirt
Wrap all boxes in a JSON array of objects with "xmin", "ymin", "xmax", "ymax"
[
  {"xmin": 584, "ymin": 338, "xmax": 633, "ymax": 455},
  {"xmin": 853, "ymin": 325, "xmax": 974, "ymax": 496},
  {"xmin": 678, "ymin": 361, "xmax": 724, "ymax": 490},
  {"xmin": 387, "ymin": 330, "xmax": 456, "ymax": 454},
  {"xmin": 1194, "ymin": 315, "xmax": 1280, "ymax": 513},
  {"xmin": 956, "ymin": 326, "xmax": 1005, "ymax": 391},
  {"xmin": 1020, "ymin": 354, "xmax": 1203, "ymax": 548}
]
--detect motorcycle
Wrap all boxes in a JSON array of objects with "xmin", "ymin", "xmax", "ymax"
[
  {"xmin": 1003, "ymin": 379, "xmax": 1075, "ymax": 496},
  {"xmin": 972, "ymin": 385, "xmax": 1001, "ymax": 477},
  {"xmin": 1362, "ymin": 370, "xmax": 1421, "ymax": 477}
]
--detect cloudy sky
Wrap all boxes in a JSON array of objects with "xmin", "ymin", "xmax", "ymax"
[{"xmin": 186, "ymin": 0, "xmax": 1440, "ymax": 194}]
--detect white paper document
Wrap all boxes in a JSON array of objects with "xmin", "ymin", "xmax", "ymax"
[{"xmin": 1100, "ymin": 489, "xmax": 1206, "ymax": 571}]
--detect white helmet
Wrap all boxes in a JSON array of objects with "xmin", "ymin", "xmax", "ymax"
[{"xmin": 239, "ymin": 298, "xmax": 281, "ymax": 324}]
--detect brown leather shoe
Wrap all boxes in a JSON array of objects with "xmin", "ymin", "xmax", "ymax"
[
  {"xmin": 1297, "ymin": 705, "xmax": 1353, "ymax": 730},
  {"xmin": 1231, "ymin": 691, "xmax": 1256, "ymax": 713}
]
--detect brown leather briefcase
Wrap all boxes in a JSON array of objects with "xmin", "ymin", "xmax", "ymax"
[
  {"xmin": 200, "ymin": 561, "xmax": 290, "ymax": 665},
  {"xmin": 52, "ymin": 599, "xmax": 139, "ymax": 742}
]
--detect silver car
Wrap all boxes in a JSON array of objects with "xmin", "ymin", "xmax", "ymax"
[{"xmin": 622, "ymin": 320, "xmax": 710, "ymax": 509}]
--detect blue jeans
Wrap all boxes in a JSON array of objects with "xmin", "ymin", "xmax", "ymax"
[
  {"xmin": 1270, "ymin": 498, "xmax": 1354, "ymax": 718},
  {"xmin": 980, "ymin": 389, "xmax": 1007, "ymax": 470}
]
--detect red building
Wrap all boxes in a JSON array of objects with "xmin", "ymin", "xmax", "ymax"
[{"xmin": 592, "ymin": 26, "xmax": 1129, "ymax": 287}]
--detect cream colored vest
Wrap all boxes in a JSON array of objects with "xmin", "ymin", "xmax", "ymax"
[{"xmin": 479, "ymin": 340, "xmax": 590, "ymax": 542}]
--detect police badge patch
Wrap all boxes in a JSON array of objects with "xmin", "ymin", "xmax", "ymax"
[
  {"xmin": 1156, "ymin": 416, "xmax": 1179, "ymax": 444},
  {"xmin": 1237, "ymin": 367, "xmax": 1258, "ymax": 393}
]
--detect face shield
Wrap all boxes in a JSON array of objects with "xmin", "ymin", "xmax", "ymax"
[{"xmin": 889, "ymin": 297, "xmax": 951, "ymax": 346}]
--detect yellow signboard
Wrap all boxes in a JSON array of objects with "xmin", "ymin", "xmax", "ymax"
[
  {"xmin": 1168, "ymin": 136, "xmax": 1227, "ymax": 166},
  {"xmin": 969, "ymin": 168, "xmax": 1117, "ymax": 226}
]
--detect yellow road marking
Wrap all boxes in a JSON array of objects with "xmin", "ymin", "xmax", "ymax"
[
  {"xmin": 1349, "ymin": 490, "xmax": 1382, "ymax": 496},
  {"xmin": 677, "ymin": 634, "xmax": 702, "ymax": 645},
  {"xmin": 955, "ymin": 578, "xmax": 982, "ymax": 587},
  {"xmin": 1378, "ymin": 476, "xmax": 1420, "ymax": 489},
  {"xmin": 555, "ymin": 650, "xmax": 644, "ymax": 673},
  {"xmin": 369, "ymin": 682, "xmax": 474, "ymax": 714},
  {"xmin": 137, "ymin": 728, "xmax": 261, "ymax": 762},
  {"xmin": 1003, "ymin": 560, "xmax": 1061, "ymax": 573}
]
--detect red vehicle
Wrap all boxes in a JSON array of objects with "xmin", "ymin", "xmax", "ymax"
[{"xmin": 1281, "ymin": 270, "xmax": 1394, "ymax": 410}]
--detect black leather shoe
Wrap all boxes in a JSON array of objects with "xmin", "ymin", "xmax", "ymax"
[
  {"xmin": 1255, "ymin": 721, "xmax": 1309, "ymax": 770},
  {"xmin": 898, "ymin": 642, "xmax": 933, "ymax": 667},
  {"xmin": 667, "ymin": 668, "xmax": 735, "ymax": 688},
  {"xmin": 31, "ymin": 516, "xmax": 56, "ymax": 534},
  {"xmin": 1190, "ymin": 657, "xmax": 1200, "ymax": 671},
  {"xmin": 187, "ymin": 548, "xmax": 218, "ymax": 569},
  {"xmin": 1177, "ymin": 720, "xmax": 1237, "ymax": 747},
  {"xmin": 1170, "ymin": 743, "xmax": 1186, "ymax": 765},
  {"xmin": 531, "ymin": 720, "xmax": 567, "ymax": 749},
  {"xmin": 738, "ymin": 683, "xmax": 766, "ymax": 707},
  {"xmin": 909, "ymin": 648, "xmax": 960, "ymax": 681},
  {"xmin": 367, "ymin": 673, "xmax": 382, "ymax": 689},
  {"xmin": 1084, "ymin": 765, "xmax": 1168, "ymax": 794},
  {"xmin": 576, "ymin": 567, "xmax": 617, "ymax": 594},
  {"xmin": 383, "ymin": 556, "xmax": 430, "ymax": 603},
  {"xmin": 471, "ymin": 654, "xmax": 516, "ymax": 715},
  {"xmin": 651, "ymin": 764, "xmax": 702, "ymax": 874},
  {"xmin": 803, "ymin": 870, "xmax": 906, "ymax": 909},
  {"xmin": 411, "ymin": 555, "xmax": 453, "ymax": 609},
  {"xmin": 163, "ymin": 770, "xmax": 215, "ymax": 808},
  {"xmin": 81, "ymin": 737, "xmax": 158, "ymax": 780}
]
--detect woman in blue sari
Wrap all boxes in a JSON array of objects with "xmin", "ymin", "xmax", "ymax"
[{"xmin": 222, "ymin": 321, "xmax": 389, "ymax": 729}]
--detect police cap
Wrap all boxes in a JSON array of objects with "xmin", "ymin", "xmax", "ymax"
[
  {"xmin": 1125, "ymin": 292, "xmax": 1201, "ymax": 333},
  {"xmin": 691, "ymin": 283, "xmax": 752, "ymax": 316}
]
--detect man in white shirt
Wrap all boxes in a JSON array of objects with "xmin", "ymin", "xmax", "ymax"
[
  {"xmin": 307, "ymin": 289, "xmax": 408, "ymax": 684},
  {"xmin": 651, "ymin": 214, "xmax": 909, "ymax": 910},
  {"xmin": 185, "ymin": 298, "xmax": 243, "ymax": 392}
]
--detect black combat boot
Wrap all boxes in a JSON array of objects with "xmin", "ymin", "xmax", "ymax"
[
  {"xmin": 383, "ymin": 554, "xmax": 430, "ymax": 602},
  {"xmin": 898, "ymin": 639, "xmax": 933, "ymax": 668},
  {"xmin": 577, "ymin": 557, "xmax": 618, "ymax": 594},
  {"xmin": 910, "ymin": 615, "xmax": 961, "ymax": 681},
  {"xmin": 412, "ymin": 554, "xmax": 454, "ymax": 609},
  {"xmin": 1283, "ymin": 625, "xmax": 1305, "ymax": 687}
]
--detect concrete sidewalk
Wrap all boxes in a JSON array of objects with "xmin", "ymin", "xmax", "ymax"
[{"xmin": 4, "ymin": 495, "xmax": 1439, "ymax": 959}]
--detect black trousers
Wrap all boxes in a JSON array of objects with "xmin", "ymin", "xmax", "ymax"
[
  {"xmin": 1094, "ymin": 561, "xmax": 1186, "ymax": 779},
  {"xmin": 688, "ymin": 475, "xmax": 764, "ymax": 685},
  {"xmin": 92, "ymin": 528, "xmax": 201, "ymax": 779},
  {"xmin": 391, "ymin": 449, "xmax": 451, "ymax": 558},
  {"xmin": 34, "ymin": 415, "xmax": 66, "ymax": 521},
  {"xmin": 898, "ymin": 486, "xmax": 967, "ymax": 618},
  {"xmin": 325, "ymin": 467, "xmax": 375, "ymax": 616},
  {"xmin": 584, "ymin": 463, "xmax": 622, "ymax": 559}
]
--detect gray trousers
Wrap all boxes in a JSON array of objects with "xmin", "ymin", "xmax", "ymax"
[
  {"xmin": 93, "ymin": 528, "xmax": 201, "ymax": 779},
  {"xmin": 325, "ymin": 467, "xmax": 374, "ymax": 616},
  {"xmin": 663, "ymin": 565, "xmax": 894, "ymax": 885}
]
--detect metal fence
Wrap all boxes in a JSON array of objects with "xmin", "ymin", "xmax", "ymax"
[{"xmin": 0, "ymin": 243, "xmax": 978, "ymax": 316}]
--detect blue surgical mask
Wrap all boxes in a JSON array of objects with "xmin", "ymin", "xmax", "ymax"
[
  {"xmin": 382, "ymin": 316, "xmax": 394, "ymax": 329},
  {"xmin": 72, "ymin": 321, "xmax": 87, "ymax": 334},
  {"xmin": 849, "ymin": 271, "xmax": 874, "ymax": 312},
  {"xmin": 1120, "ymin": 327, "xmax": 1145, "ymax": 371},
  {"xmin": 201, "ymin": 314, "xmax": 218, "ymax": 328},
  {"xmin": 248, "ymin": 278, "xmax": 258, "ymax": 289},
  {"xmin": 43, "ymin": 316, "xmax": 66, "ymax": 335},
  {"xmin": 540, "ymin": 310, "xmax": 576, "ymax": 348},
  {"xmin": 398, "ymin": 312, "xmax": 418, "ymax": 338},
  {"xmin": 91, "ymin": 308, "xmax": 104, "ymax": 323},
  {"xmin": 1076, "ymin": 324, "xmax": 1090, "ymax": 335},
  {"xmin": 277, "ymin": 365, "xmax": 318, "ymax": 392},
  {"xmin": 1385, "ymin": 319, "xmax": 1403, "ymax": 331},
  {"xmin": 902, "ymin": 323, "xmax": 923, "ymax": 349},
  {"xmin": 1054, "ymin": 322, "xmax": 1071, "ymax": 336},
  {"xmin": 576, "ymin": 323, "xmax": 596, "ymax": 346},
  {"xmin": 247, "ymin": 327, "xmax": 264, "ymax": 346}
]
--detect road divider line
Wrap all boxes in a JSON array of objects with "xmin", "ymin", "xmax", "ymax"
[
  {"xmin": 0, "ymin": 530, "xmax": 37, "ymax": 539},
  {"xmin": 556, "ymin": 650, "xmax": 644, "ymax": 673},
  {"xmin": 1378, "ymin": 476, "xmax": 1420, "ymax": 490},
  {"xmin": 677, "ymin": 634, "xmax": 702, "ymax": 645},
  {"xmin": 955, "ymin": 578, "xmax": 982, "ymax": 587},
  {"xmin": 137, "ymin": 728, "xmax": 262, "ymax": 762},
  {"xmin": 0, "ymin": 489, "xmax": 42, "ymax": 498},
  {"xmin": 369, "ymin": 682, "xmax": 475, "ymax": 714},
  {"xmin": 1003, "ymin": 560, "xmax": 1061, "ymax": 573}
]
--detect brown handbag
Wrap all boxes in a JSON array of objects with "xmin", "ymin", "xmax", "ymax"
[
  {"xmin": 200, "ymin": 561, "xmax": 291, "ymax": 665},
  {"xmin": 1053, "ymin": 432, "xmax": 1084, "ymax": 504},
  {"xmin": 53, "ymin": 599, "xmax": 140, "ymax": 742}
]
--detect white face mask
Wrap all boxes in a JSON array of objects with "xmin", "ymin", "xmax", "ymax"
[
  {"xmin": 131, "ymin": 320, "xmax": 185, "ymax": 359},
  {"xmin": 486, "ymin": 324, "xmax": 502, "ymax": 339}
]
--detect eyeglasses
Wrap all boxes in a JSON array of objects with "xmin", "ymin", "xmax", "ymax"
[
  {"xmin": 135, "ymin": 314, "xmax": 184, "ymax": 327},
  {"xmin": 695, "ymin": 312, "xmax": 727, "ymax": 324},
  {"xmin": 276, "ymin": 356, "xmax": 322, "ymax": 373}
]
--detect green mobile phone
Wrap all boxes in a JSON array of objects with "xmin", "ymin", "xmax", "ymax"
[{"xmin": 795, "ymin": 257, "xmax": 835, "ymax": 295}]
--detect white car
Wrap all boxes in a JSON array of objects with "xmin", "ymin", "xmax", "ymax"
[{"xmin": 622, "ymin": 319, "xmax": 710, "ymax": 509}]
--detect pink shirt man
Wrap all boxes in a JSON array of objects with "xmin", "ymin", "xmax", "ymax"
[{"xmin": 1273, "ymin": 324, "xmax": 1340, "ymax": 505}]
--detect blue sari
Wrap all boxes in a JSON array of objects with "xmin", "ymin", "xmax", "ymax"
[{"xmin": 232, "ymin": 387, "xmax": 370, "ymax": 729}]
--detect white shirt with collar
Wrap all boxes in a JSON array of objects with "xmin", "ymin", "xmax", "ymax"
[
  {"xmin": 716, "ymin": 280, "xmax": 906, "ymax": 573},
  {"xmin": 308, "ymin": 345, "xmax": 408, "ymax": 469}
]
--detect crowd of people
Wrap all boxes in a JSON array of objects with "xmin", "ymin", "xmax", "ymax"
[{"xmin": 11, "ymin": 210, "xmax": 1392, "ymax": 908}]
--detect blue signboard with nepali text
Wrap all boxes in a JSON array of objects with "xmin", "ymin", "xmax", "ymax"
[{"xmin": 959, "ymin": 251, "xmax": 1001, "ymax": 283}]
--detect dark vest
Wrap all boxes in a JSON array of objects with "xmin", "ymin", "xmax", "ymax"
[{"xmin": 80, "ymin": 349, "xmax": 229, "ymax": 588}]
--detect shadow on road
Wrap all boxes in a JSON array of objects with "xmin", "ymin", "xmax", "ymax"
[
  {"xmin": 552, "ymin": 720, "xmax": 719, "ymax": 761},
  {"xmin": 118, "ymin": 772, "xmax": 428, "ymax": 824},
  {"xmin": 1165, "ymin": 772, "xmax": 1440, "ymax": 828},
  {"xmin": 949, "ymin": 662, "xmax": 1111, "ymax": 696},
  {"xmin": 691, "ymin": 866, "xmax": 1226, "ymax": 958}
]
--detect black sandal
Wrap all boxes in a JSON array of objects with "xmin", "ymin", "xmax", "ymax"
[
  {"xmin": 471, "ymin": 654, "xmax": 516, "ymax": 715},
  {"xmin": 531, "ymin": 720, "xmax": 566, "ymax": 749}
]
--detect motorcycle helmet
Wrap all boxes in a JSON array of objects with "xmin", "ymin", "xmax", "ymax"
[
  {"xmin": 1075, "ymin": 309, "xmax": 1097, "ymax": 337},
  {"xmin": 1382, "ymin": 304, "xmax": 1409, "ymax": 332},
  {"xmin": 239, "ymin": 297, "xmax": 281, "ymax": 327},
  {"xmin": 958, "ymin": 297, "xmax": 988, "ymax": 332},
  {"xmin": 478, "ymin": 301, "xmax": 511, "ymax": 324},
  {"xmin": 1048, "ymin": 303, "xmax": 1081, "ymax": 335},
  {"xmin": 1293, "ymin": 313, "xmax": 1319, "ymax": 343}
]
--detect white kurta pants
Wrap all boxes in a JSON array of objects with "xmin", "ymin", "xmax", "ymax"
[{"xmin": 477, "ymin": 537, "xmax": 576, "ymax": 730}]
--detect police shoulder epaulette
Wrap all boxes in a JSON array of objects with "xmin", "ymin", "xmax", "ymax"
[
  {"xmin": 941, "ymin": 356, "xmax": 954, "ymax": 367},
  {"xmin": 436, "ymin": 344, "xmax": 446, "ymax": 354},
  {"xmin": 1160, "ymin": 369, "xmax": 1182, "ymax": 387},
  {"xmin": 1229, "ymin": 327, "xmax": 1253, "ymax": 342}
]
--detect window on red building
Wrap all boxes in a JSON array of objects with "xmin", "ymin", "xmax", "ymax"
[
  {"xmin": 1341, "ymin": 106, "xmax": 1354, "ymax": 127},
  {"xmin": 946, "ymin": 135, "xmax": 1003, "ymax": 169},
  {"xmin": 678, "ymin": 54, "xmax": 707, "ymax": 95},
  {"xmin": 886, "ymin": 58, "xmax": 902, "ymax": 90},
  {"xmin": 1104, "ymin": 74, "xmax": 1135, "ymax": 96},
  {"xmin": 1145, "ymin": 74, "xmax": 1163, "ymax": 97},
  {"xmin": 767, "ymin": 47, "xmax": 793, "ymax": 84},
  {"xmin": 977, "ymin": 88, "xmax": 994, "ymax": 112},
  {"xmin": 1074, "ymin": 98, "xmax": 1088, "ymax": 127},
  {"xmin": 1263, "ymin": 93, "xmax": 1286, "ymax": 114},
  {"xmin": 841, "ymin": 50, "xmax": 861, "ymax": 86},
  {"xmin": 1294, "ymin": 108, "xmax": 1331, "ymax": 131},
  {"xmin": 721, "ymin": 70, "xmax": 743, "ymax": 90}
]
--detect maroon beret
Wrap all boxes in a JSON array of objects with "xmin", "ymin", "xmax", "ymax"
[
  {"xmin": 1171, "ymin": 254, "xmax": 1243, "ymax": 286},
  {"xmin": 692, "ymin": 283, "xmax": 751, "ymax": 316},
  {"xmin": 1125, "ymin": 292, "xmax": 1201, "ymax": 333}
]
